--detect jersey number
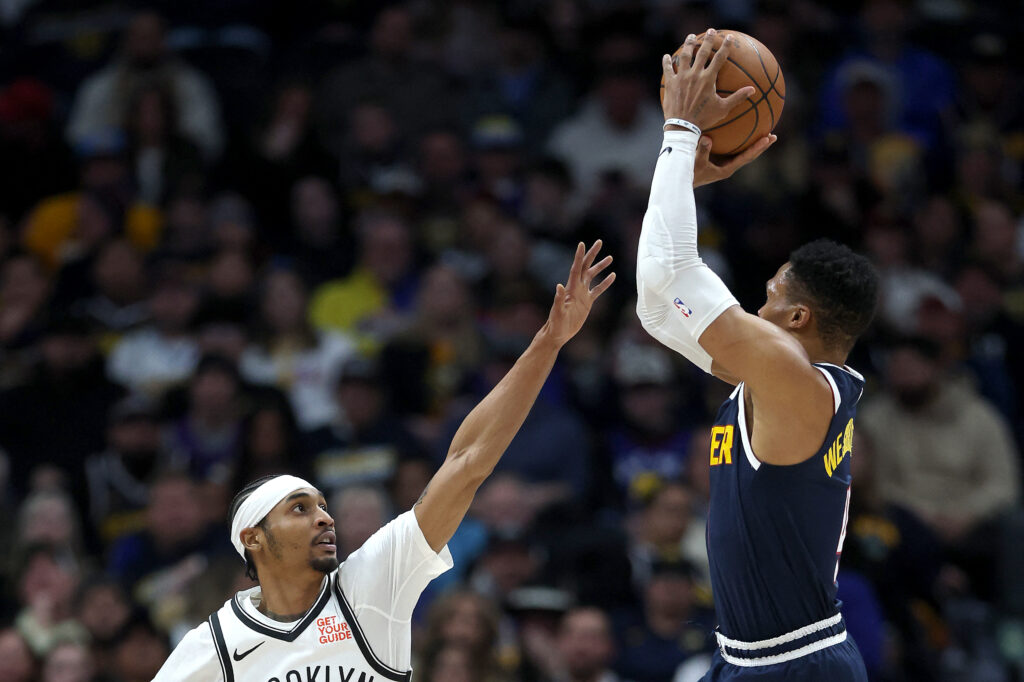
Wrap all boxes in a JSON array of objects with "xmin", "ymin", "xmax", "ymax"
[{"xmin": 834, "ymin": 485, "xmax": 851, "ymax": 583}]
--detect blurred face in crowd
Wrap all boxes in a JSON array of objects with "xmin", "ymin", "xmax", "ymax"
[
  {"xmin": 1, "ymin": 253, "xmax": 49, "ymax": 307},
  {"xmin": 40, "ymin": 331, "xmax": 93, "ymax": 374},
  {"xmin": 123, "ymin": 12, "xmax": 167, "ymax": 68},
  {"xmin": 417, "ymin": 265, "xmax": 471, "ymax": 326},
  {"xmin": 642, "ymin": 483, "xmax": 692, "ymax": 547},
  {"xmin": 0, "ymin": 628, "xmax": 34, "ymax": 682},
  {"xmin": 424, "ymin": 645, "xmax": 473, "ymax": 682},
  {"xmin": 17, "ymin": 492, "xmax": 78, "ymax": 548},
  {"xmin": 487, "ymin": 223, "xmax": 530, "ymax": 282},
  {"xmin": 474, "ymin": 474, "xmax": 534, "ymax": 534},
  {"xmin": 261, "ymin": 269, "xmax": 308, "ymax": 336},
  {"xmin": 207, "ymin": 249, "xmax": 255, "ymax": 299},
  {"xmin": 77, "ymin": 581, "xmax": 132, "ymax": 643},
  {"xmin": 558, "ymin": 608, "xmax": 615, "ymax": 678},
  {"xmin": 973, "ymin": 201, "xmax": 1018, "ymax": 270},
  {"xmin": 331, "ymin": 487, "xmax": 387, "ymax": 555},
  {"xmin": 42, "ymin": 642, "xmax": 93, "ymax": 682},
  {"xmin": 913, "ymin": 196, "xmax": 960, "ymax": 257},
  {"xmin": 419, "ymin": 132, "xmax": 465, "ymax": 187},
  {"xmin": 439, "ymin": 592, "xmax": 493, "ymax": 650},
  {"xmin": 336, "ymin": 378, "xmax": 383, "ymax": 430},
  {"xmin": 189, "ymin": 364, "xmax": 240, "ymax": 422},
  {"xmin": 370, "ymin": 7, "xmax": 412, "ymax": 60},
  {"xmin": 351, "ymin": 103, "xmax": 396, "ymax": 154},
  {"xmin": 147, "ymin": 477, "xmax": 206, "ymax": 549},
  {"xmin": 621, "ymin": 382, "xmax": 674, "ymax": 434},
  {"xmin": 19, "ymin": 551, "xmax": 78, "ymax": 614},
  {"xmin": 247, "ymin": 407, "xmax": 290, "ymax": 463},
  {"xmin": 111, "ymin": 623, "xmax": 168, "ymax": 682},
  {"xmin": 391, "ymin": 458, "xmax": 433, "ymax": 512},
  {"xmin": 93, "ymin": 239, "xmax": 147, "ymax": 303},
  {"xmin": 885, "ymin": 345, "xmax": 940, "ymax": 409},
  {"xmin": 292, "ymin": 177, "xmax": 339, "ymax": 244},
  {"xmin": 110, "ymin": 413, "xmax": 162, "ymax": 459},
  {"xmin": 645, "ymin": 571, "xmax": 694, "ymax": 623},
  {"xmin": 150, "ymin": 278, "xmax": 199, "ymax": 333},
  {"xmin": 360, "ymin": 216, "xmax": 412, "ymax": 286}
]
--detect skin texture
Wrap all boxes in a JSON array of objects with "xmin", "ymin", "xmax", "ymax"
[{"xmin": 661, "ymin": 31, "xmax": 838, "ymax": 467}]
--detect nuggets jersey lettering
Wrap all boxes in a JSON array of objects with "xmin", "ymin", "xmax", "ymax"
[
  {"xmin": 208, "ymin": 573, "xmax": 409, "ymax": 682},
  {"xmin": 707, "ymin": 363, "xmax": 865, "ymax": 642}
]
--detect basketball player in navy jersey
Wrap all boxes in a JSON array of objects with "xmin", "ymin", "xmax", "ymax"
[
  {"xmin": 636, "ymin": 31, "xmax": 880, "ymax": 680},
  {"xmin": 152, "ymin": 242, "xmax": 614, "ymax": 681}
]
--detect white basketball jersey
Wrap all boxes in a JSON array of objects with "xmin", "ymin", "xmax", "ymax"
[{"xmin": 209, "ymin": 572, "xmax": 408, "ymax": 682}]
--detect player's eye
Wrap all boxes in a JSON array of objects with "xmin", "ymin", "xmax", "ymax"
[
  {"xmin": 319, "ymin": 504, "xmax": 328, "ymax": 512},
  {"xmin": 293, "ymin": 503, "xmax": 305, "ymax": 512}
]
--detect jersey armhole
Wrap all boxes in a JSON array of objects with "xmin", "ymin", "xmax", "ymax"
[
  {"xmin": 208, "ymin": 614, "xmax": 234, "ymax": 682},
  {"xmin": 813, "ymin": 366, "xmax": 842, "ymax": 415}
]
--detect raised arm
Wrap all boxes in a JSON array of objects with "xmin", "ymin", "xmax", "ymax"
[
  {"xmin": 636, "ymin": 32, "xmax": 832, "ymax": 463},
  {"xmin": 414, "ymin": 242, "xmax": 615, "ymax": 552}
]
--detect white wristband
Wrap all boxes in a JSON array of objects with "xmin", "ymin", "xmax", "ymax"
[{"xmin": 663, "ymin": 118, "xmax": 701, "ymax": 136}]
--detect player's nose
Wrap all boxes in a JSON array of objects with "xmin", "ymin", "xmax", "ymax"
[{"xmin": 315, "ymin": 507, "xmax": 334, "ymax": 526}]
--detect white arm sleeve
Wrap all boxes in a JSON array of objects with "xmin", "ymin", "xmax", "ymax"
[
  {"xmin": 338, "ymin": 510, "xmax": 453, "ymax": 670},
  {"xmin": 636, "ymin": 131, "xmax": 739, "ymax": 373},
  {"xmin": 152, "ymin": 622, "xmax": 222, "ymax": 682}
]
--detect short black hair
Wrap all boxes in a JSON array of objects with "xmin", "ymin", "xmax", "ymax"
[
  {"xmin": 229, "ymin": 475, "xmax": 279, "ymax": 581},
  {"xmin": 786, "ymin": 239, "xmax": 880, "ymax": 351}
]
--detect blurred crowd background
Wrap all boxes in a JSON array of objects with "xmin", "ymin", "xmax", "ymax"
[{"xmin": 0, "ymin": 0, "xmax": 1022, "ymax": 680}]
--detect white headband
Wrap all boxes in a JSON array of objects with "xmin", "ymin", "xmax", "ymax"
[{"xmin": 231, "ymin": 475, "xmax": 315, "ymax": 559}]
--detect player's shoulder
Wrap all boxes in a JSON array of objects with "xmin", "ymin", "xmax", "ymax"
[{"xmin": 152, "ymin": 619, "xmax": 221, "ymax": 682}]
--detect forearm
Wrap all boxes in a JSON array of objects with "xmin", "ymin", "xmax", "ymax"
[
  {"xmin": 447, "ymin": 326, "xmax": 561, "ymax": 474},
  {"xmin": 636, "ymin": 131, "xmax": 738, "ymax": 372}
]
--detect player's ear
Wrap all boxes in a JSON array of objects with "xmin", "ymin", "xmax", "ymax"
[
  {"xmin": 241, "ymin": 527, "xmax": 262, "ymax": 553},
  {"xmin": 789, "ymin": 303, "xmax": 812, "ymax": 330}
]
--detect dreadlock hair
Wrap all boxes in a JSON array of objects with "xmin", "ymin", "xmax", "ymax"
[
  {"xmin": 229, "ymin": 475, "xmax": 279, "ymax": 581},
  {"xmin": 785, "ymin": 239, "xmax": 880, "ymax": 352}
]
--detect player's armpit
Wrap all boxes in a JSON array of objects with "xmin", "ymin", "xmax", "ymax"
[{"xmin": 701, "ymin": 306, "xmax": 834, "ymax": 465}]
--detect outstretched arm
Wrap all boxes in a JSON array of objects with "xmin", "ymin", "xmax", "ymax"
[{"xmin": 414, "ymin": 242, "xmax": 615, "ymax": 552}]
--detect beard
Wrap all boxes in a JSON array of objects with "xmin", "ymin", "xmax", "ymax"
[{"xmin": 310, "ymin": 555, "xmax": 339, "ymax": 574}]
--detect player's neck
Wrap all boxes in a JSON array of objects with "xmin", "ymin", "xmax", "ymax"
[
  {"xmin": 797, "ymin": 334, "xmax": 846, "ymax": 368},
  {"xmin": 255, "ymin": 571, "xmax": 326, "ymax": 622}
]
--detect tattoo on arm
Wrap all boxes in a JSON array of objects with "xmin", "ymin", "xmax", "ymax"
[{"xmin": 414, "ymin": 483, "xmax": 430, "ymax": 508}]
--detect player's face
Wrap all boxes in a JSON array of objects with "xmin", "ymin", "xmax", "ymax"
[
  {"xmin": 757, "ymin": 262, "xmax": 793, "ymax": 328},
  {"xmin": 260, "ymin": 488, "xmax": 339, "ymax": 576}
]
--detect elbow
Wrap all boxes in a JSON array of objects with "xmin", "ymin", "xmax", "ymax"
[{"xmin": 445, "ymin": 447, "xmax": 492, "ymax": 488}]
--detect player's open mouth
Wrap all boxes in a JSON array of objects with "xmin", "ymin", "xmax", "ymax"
[{"xmin": 314, "ymin": 531, "xmax": 337, "ymax": 552}]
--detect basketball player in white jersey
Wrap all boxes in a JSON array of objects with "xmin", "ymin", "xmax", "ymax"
[{"xmin": 152, "ymin": 241, "xmax": 615, "ymax": 682}]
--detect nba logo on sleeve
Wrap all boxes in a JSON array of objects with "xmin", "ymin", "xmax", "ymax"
[{"xmin": 673, "ymin": 298, "xmax": 692, "ymax": 317}]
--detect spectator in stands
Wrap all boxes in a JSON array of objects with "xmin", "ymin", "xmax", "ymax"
[
  {"xmin": 67, "ymin": 11, "xmax": 223, "ymax": 160},
  {"xmin": 107, "ymin": 262, "xmax": 199, "ymax": 396},
  {"xmin": 329, "ymin": 485, "xmax": 391, "ymax": 557},
  {"xmin": 84, "ymin": 394, "xmax": 170, "ymax": 546},
  {"xmin": 612, "ymin": 560, "xmax": 712, "ymax": 682},
  {"xmin": 0, "ymin": 250, "xmax": 51, "ymax": 355},
  {"xmin": 12, "ymin": 544, "xmax": 88, "ymax": 657},
  {"xmin": 73, "ymin": 576, "xmax": 133, "ymax": 668},
  {"xmin": 107, "ymin": 473, "xmax": 227, "ymax": 609},
  {"xmin": 310, "ymin": 209, "xmax": 419, "ymax": 340},
  {"xmin": 240, "ymin": 265, "xmax": 355, "ymax": 430},
  {"xmin": 230, "ymin": 392, "xmax": 305, "ymax": 492},
  {"xmin": 164, "ymin": 354, "xmax": 244, "ymax": 481},
  {"xmin": 627, "ymin": 480, "xmax": 708, "ymax": 588},
  {"xmin": 123, "ymin": 82, "xmax": 205, "ymax": 205},
  {"xmin": 547, "ymin": 34, "xmax": 664, "ymax": 202},
  {"xmin": 861, "ymin": 336, "xmax": 1020, "ymax": 598},
  {"xmin": 605, "ymin": 344, "xmax": 693, "ymax": 504},
  {"xmin": 305, "ymin": 356, "xmax": 425, "ymax": 491},
  {"xmin": 287, "ymin": 175, "xmax": 353, "ymax": 286},
  {"xmin": 0, "ymin": 314, "xmax": 124, "ymax": 497},
  {"xmin": 74, "ymin": 237, "xmax": 149, "ymax": 334},
  {"xmin": 316, "ymin": 6, "xmax": 456, "ymax": 154},
  {"xmin": 105, "ymin": 612, "xmax": 169, "ymax": 682},
  {"xmin": 418, "ymin": 589, "xmax": 507, "ymax": 682},
  {"xmin": 542, "ymin": 606, "xmax": 623, "ymax": 682},
  {"xmin": 14, "ymin": 490, "xmax": 85, "ymax": 560},
  {"xmin": 41, "ymin": 640, "xmax": 94, "ymax": 682}
]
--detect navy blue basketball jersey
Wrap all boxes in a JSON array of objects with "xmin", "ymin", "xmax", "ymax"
[{"xmin": 706, "ymin": 363, "xmax": 865, "ymax": 643}]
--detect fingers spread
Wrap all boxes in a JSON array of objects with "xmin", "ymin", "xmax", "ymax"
[
  {"xmin": 586, "ymin": 255, "xmax": 613, "ymax": 282},
  {"xmin": 568, "ymin": 242, "xmax": 585, "ymax": 286},
  {"xmin": 679, "ymin": 33, "xmax": 697, "ymax": 68},
  {"xmin": 582, "ymin": 239, "xmax": 603, "ymax": 272},
  {"xmin": 591, "ymin": 271, "xmax": 616, "ymax": 298},
  {"xmin": 708, "ymin": 35, "xmax": 731, "ymax": 73},
  {"xmin": 662, "ymin": 54, "xmax": 674, "ymax": 79}
]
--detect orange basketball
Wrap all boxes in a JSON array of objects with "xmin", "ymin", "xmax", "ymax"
[{"xmin": 660, "ymin": 30, "xmax": 785, "ymax": 155}]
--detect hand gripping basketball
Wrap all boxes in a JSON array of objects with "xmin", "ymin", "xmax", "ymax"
[{"xmin": 661, "ymin": 30, "xmax": 755, "ymax": 134}]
